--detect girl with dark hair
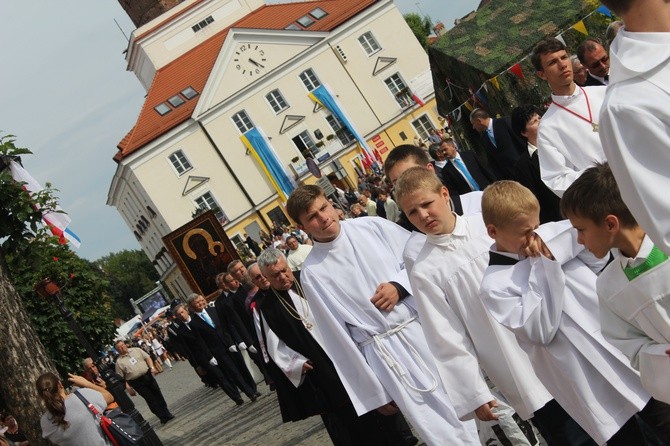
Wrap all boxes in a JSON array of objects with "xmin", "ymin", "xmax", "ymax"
[{"xmin": 36, "ymin": 372, "xmax": 113, "ymax": 446}]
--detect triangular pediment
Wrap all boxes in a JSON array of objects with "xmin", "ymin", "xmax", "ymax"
[
  {"xmin": 279, "ymin": 115, "xmax": 306, "ymax": 134},
  {"xmin": 372, "ymin": 56, "xmax": 397, "ymax": 76},
  {"xmin": 182, "ymin": 175, "xmax": 210, "ymax": 196},
  {"xmin": 313, "ymin": 101, "xmax": 323, "ymax": 113},
  {"xmin": 195, "ymin": 29, "xmax": 329, "ymax": 117}
]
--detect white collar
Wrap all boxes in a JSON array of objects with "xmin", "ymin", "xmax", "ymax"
[
  {"xmin": 619, "ymin": 234, "xmax": 654, "ymax": 268},
  {"xmin": 550, "ymin": 83, "xmax": 582, "ymax": 105}
]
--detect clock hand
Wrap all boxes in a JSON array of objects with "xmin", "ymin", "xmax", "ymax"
[{"xmin": 248, "ymin": 58, "xmax": 265, "ymax": 69}]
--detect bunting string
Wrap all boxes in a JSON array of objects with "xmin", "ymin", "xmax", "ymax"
[{"xmin": 442, "ymin": 5, "xmax": 612, "ymax": 121}]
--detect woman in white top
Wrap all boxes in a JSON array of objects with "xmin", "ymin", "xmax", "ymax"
[{"xmin": 36, "ymin": 372, "xmax": 114, "ymax": 446}]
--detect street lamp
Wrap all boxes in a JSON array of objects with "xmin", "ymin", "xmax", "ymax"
[{"xmin": 34, "ymin": 278, "xmax": 164, "ymax": 446}]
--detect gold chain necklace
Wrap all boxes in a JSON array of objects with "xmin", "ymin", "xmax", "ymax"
[{"xmin": 271, "ymin": 281, "xmax": 313, "ymax": 330}]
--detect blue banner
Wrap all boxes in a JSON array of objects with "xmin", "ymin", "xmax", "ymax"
[{"xmin": 241, "ymin": 127, "xmax": 295, "ymax": 201}]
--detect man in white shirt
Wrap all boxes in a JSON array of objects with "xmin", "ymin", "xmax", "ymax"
[
  {"xmin": 532, "ymin": 37, "xmax": 607, "ymax": 197},
  {"xmin": 597, "ymin": 0, "xmax": 670, "ymax": 255},
  {"xmin": 286, "ymin": 236, "xmax": 312, "ymax": 273}
]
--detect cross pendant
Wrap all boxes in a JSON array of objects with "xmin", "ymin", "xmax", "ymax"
[{"xmin": 592, "ymin": 123, "xmax": 599, "ymax": 132}]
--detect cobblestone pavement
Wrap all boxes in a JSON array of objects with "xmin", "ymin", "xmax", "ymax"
[{"xmin": 131, "ymin": 360, "xmax": 331, "ymax": 445}]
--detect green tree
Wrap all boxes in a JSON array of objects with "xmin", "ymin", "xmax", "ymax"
[
  {"xmin": 404, "ymin": 12, "xmax": 433, "ymax": 51},
  {"xmin": 0, "ymin": 134, "xmax": 117, "ymax": 445},
  {"xmin": 94, "ymin": 249, "xmax": 159, "ymax": 319},
  {"xmin": 0, "ymin": 134, "xmax": 60, "ymax": 445}
]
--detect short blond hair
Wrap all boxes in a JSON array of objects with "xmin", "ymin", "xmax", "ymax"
[
  {"xmin": 394, "ymin": 166, "xmax": 443, "ymax": 205},
  {"xmin": 482, "ymin": 181, "xmax": 539, "ymax": 227}
]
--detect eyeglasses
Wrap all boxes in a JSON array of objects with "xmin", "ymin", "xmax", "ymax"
[{"xmin": 587, "ymin": 54, "xmax": 609, "ymax": 70}]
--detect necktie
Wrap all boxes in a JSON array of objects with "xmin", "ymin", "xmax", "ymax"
[
  {"xmin": 486, "ymin": 128, "xmax": 497, "ymax": 147},
  {"xmin": 199, "ymin": 311, "xmax": 215, "ymax": 328},
  {"xmin": 453, "ymin": 158, "xmax": 480, "ymax": 191}
]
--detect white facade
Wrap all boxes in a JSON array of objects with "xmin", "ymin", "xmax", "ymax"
[{"xmin": 109, "ymin": 0, "xmax": 437, "ymax": 299}]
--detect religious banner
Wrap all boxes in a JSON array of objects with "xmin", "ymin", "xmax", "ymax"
[
  {"xmin": 162, "ymin": 211, "xmax": 239, "ymax": 298},
  {"xmin": 241, "ymin": 127, "xmax": 296, "ymax": 201}
]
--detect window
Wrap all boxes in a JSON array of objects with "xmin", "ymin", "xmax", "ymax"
[
  {"xmin": 411, "ymin": 115, "xmax": 435, "ymax": 141},
  {"xmin": 232, "ymin": 110, "xmax": 254, "ymax": 134},
  {"xmin": 181, "ymin": 86, "xmax": 198, "ymax": 99},
  {"xmin": 299, "ymin": 69, "xmax": 321, "ymax": 92},
  {"xmin": 309, "ymin": 7, "xmax": 328, "ymax": 19},
  {"xmin": 384, "ymin": 73, "xmax": 412, "ymax": 108},
  {"xmin": 265, "ymin": 89, "xmax": 289, "ymax": 114},
  {"xmin": 292, "ymin": 130, "xmax": 319, "ymax": 158},
  {"xmin": 285, "ymin": 23, "xmax": 301, "ymax": 31},
  {"xmin": 154, "ymin": 103, "xmax": 171, "ymax": 116},
  {"xmin": 168, "ymin": 95, "xmax": 185, "ymax": 108},
  {"xmin": 192, "ymin": 15, "xmax": 214, "ymax": 32},
  {"xmin": 168, "ymin": 150, "xmax": 192, "ymax": 175},
  {"xmin": 358, "ymin": 31, "xmax": 381, "ymax": 56},
  {"xmin": 194, "ymin": 192, "xmax": 228, "ymax": 225},
  {"xmin": 325, "ymin": 115, "xmax": 355, "ymax": 146},
  {"xmin": 297, "ymin": 15, "xmax": 315, "ymax": 28}
]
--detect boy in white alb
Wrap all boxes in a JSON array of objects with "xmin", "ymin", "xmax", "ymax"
[
  {"xmin": 479, "ymin": 181, "xmax": 653, "ymax": 445},
  {"xmin": 394, "ymin": 167, "xmax": 585, "ymax": 446},
  {"xmin": 597, "ymin": 0, "xmax": 670, "ymax": 255},
  {"xmin": 286, "ymin": 185, "xmax": 480, "ymax": 446},
  {"xmin": 561, "ymin": 163, "xmax": 670, "ymax": 440},
  {"xmin": 531, "ymin": 38, "xmax": 607, "ymax": 197}
]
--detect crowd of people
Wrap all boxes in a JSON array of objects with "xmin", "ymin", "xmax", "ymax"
[{"xmin": 19, "ymin": 1, "xmax": 669, "ymax": 445}]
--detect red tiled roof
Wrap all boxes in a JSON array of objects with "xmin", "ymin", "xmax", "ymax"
[{"xmin": 115, "ymin": 0, "xmax": 378, "ymax": 161}]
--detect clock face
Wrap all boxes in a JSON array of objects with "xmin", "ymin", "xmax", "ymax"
[{"xmin": 233, "ymin": 43, "xmax": 267, "ymax": 78}]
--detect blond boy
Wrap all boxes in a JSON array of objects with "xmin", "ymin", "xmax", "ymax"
[
  {"xmin": 394, "ymin": 168, "xmax": 559, "ymax": 445},
  {"xmin": 479, "ymin": 181, "xmax": 651, "ymax": 445}
]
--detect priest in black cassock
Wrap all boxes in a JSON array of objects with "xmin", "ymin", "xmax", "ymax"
[{"xmin": 256, "ymin": 248, "xmax": 415, "ymax": 446}]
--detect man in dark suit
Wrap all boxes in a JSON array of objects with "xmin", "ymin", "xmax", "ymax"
[
  {"xmin": 510, "ymin": 104, "xmax": 562, "ymax": 223},
  {"xmin": 187, "ymin": 293, "xmax": 258, "ymax": 402},
  {"xmin": 440, "ymin": 138, "xmax": 496, "ymax": 195},
  {"xmin": 577, "ymin": 38, "xmax": 609, "ymax": 86},
  {"xmin": 172, "ymin": 303, "xmax": 247, "ymax": 405},
  {"xmin": 470, "ymin": 108, "xmax": 527, "ymax": 180}
]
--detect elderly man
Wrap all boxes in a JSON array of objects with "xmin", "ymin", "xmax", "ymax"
[
  {"xmin": 570, "ymin": 55, "xmax": 588, "ymax": 86},
  {"xmin": 187, "ymin": 293, "xmax": 259, "ymax": 402},
  {"xmin": 172, "ymin": 303, "xmax": 247, "ymax": 405},
  {"xmin": 114, "ymin": 340, "xmax": 174, "ymax": 424},
  {"xmin": 577, "ymin": 37, "xmax": 610, "ymax": 86},
  {"xmin": 256, "ymin": 249, "xmax": 414, "ymax": 446},
  {"xmin": 285, "ymin": 185, "xmax": 480, "ymax": 445},
  {"xmin": 470, "ymin": 108, "xmax": 526, "ymax": 180}
]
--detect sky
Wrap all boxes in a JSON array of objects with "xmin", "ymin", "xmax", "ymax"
[{"xmin": 0, "ymin": 0, "xmax": 479, "ymax": 261}]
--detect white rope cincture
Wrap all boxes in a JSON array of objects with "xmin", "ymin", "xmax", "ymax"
[{"xmin": 359, "ymin": 316, "xmax": 438, "ymax": 394}]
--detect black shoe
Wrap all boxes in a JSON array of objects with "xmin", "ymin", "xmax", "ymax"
[
  {"xmin": 160, "ymin": 414, "xmax": 175, "ymax": 424},
  {"xmin": 234, "ymin": 398, "xmax": 244, "ymax": 406},
  {"xmin": 254, "ymin": 391, "xmax": 262, "ymax": 397},
  {"xmin": 248, "ymin": 394, "xmax": 257, "ymax": 402}
]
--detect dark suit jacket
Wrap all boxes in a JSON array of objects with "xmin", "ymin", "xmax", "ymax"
[
  {"xmin": 584, "ymin": 72, "xmax": 606, "ymax": 86},
  {"xmin": 513, "ymin": 149, "xmax": 562, "ymax": 224},
  {"xmin": 441, "ymin": 151, "xmax": 496, "ymax": 196},
  {"xmin": 479, "ymin": 117, "xmax": 527, "ymax": 180},
  {"xmin": 189, "ymin": 306, "xmax": 234, "ymax": 355},
  {"xmin": 174, "ymin": 319, "xmax": 213, "ymax": 367},
  {"xmin": 215, "ymin": 291, "xmax": 254, "ymax": 346}
]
